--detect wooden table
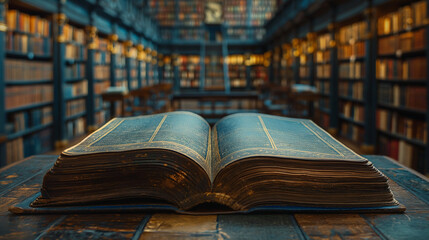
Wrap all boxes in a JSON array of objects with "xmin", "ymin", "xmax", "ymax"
[{"xmin": 1, "ymin": 155, "xmax": 428, "ymax": 239}]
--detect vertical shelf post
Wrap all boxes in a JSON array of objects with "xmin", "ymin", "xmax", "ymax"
[
  {"xmin": 328, "ymin": 20, "xmax": 339, "ymax": 136},
  {"xmin": 124, "ymin": 40, "xmax": 133, "ymax": 90},
  {"xmin": 137, "ymin": 44, "xmax": 144, "ymax": 89},
  {"xmin": 53, "ymin": 11, "xmax": 67, "ymax": 149},
  {"xmin": 0, "ymin": 0, "xmax": 7, "ymax": 166},
  {"xmin": 362, "ymin": 6, "xmax": 376, "ymax": 154},
  {"xmin": 422, "ymin": 0, "xmax": 429, "ymax": 174},
  {"xmin": 108, "ymin": 33, "xmax": 118, "ymax": 116},
  {"xmin": 85, "ymin": 25, "xmax": 97, "ymax": 133}
]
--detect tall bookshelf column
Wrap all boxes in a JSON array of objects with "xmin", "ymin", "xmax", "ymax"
[
  {"xmin": 108, "ymin": 33, "xmax": 118, "ymax": 116},
  {"xmin": 426, "ymin": 0, "xmax": 429, "ymax": 173},
  {"xmin": 124, "ymin": 40, "xmax": 133, "ymax": 90},
  {"xmin": 307, "ymin": 32, "xmax": 316, "ymax": 118},
  {"xmin": 328, "ymin": 22, "xmax": 339, "ymax": 136},
  {"xmin": 53, "ymin": 12, "xmax": 67, "ymax": 149},
  {"xmin": 172, "ymin": 53, "xmax": 180, "ymax": 92},
  {"xmin": 86, "ymin": 26, "xmax": 97, "ymax": 133},
  {"xmin": 0, "ymin": 0, "xmax": 7, "ymax": 166},
  {"xmin": 292, "ymin": 38, "xmax": 300, "ymax": 85},
  {"xmin": 137, "ymin": 44, "xmax": 144, "ymax": 89},
  {"xmin": 362, "ymin": 7, "xmax": 376, "ymax": 154}
]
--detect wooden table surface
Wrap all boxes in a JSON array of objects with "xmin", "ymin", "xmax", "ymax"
[{"xmin": 1, "ymin": 155, "xmax": 428, "ymax": 240}]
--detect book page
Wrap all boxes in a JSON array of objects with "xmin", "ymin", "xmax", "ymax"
[
  {"xmin": 211, "ymin": 113, "xmax": 366, "ymax": 177},
  {"xmin": 64, "ymin": 111, "xmax": 212, "ymax": 175}
]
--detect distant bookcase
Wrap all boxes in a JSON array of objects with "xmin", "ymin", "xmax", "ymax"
[
  {"xmin": 375, "ymin": 0, "xmax": 427, "ymax": 170},
  {"xmin": 298, "ymin": 39, "xmax": 311, "ymax": 85},
  {"xmin": 205, "ymin": 54, "xmax": 225, "ymax": 91},
  {"xmin": 93, "ymin": 36, "xmax": 110, "ymax": 127},
  {"xmin": 63, "ymin": 23, "xmax": 87, "ymax": 140},
  {"xmin": 4, "ymin": 8, "xmax": 53, "ymax": 165},
  {"xmin": 337, "ymin": 21, "xmax": 367, "ymax": 144},
  {"xmin": 227, "ymin": 54, "xmax": 247, "ymax": 89},
  {"xmin": 280, "ymin": 44, "xmax": 293, "ymax": 87},
  {"xmin": 179, "ymin": 55, "xmax": 200, "ymax": 89},
  {"xmin": 162, "ymin": 55, "xmax": 174, "ymax": 84},
  {"xmin": 313, "ymin": 33, "xmax": 331, "ymax": 130},
  {"xmin": 115, "ymin": 42, "xmax": 127, "ymax": 88},
  {"xmin": 249, "ymin": 54, "xmax": 268, "ymax": 88}
]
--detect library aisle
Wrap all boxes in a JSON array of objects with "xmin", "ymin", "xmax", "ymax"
[{"xmin": 0, "ymin": 0, "xmax": 428, "ymax": 177}]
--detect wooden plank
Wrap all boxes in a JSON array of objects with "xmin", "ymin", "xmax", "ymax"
[
  {"xmin": 362, "ymin": 213, "xmax": 429, "ymax": 240},
  {"xmin": 141, "ymin": 214, "xmax": 218, "ymax": 240},
  {"xmin": 0, "ymin": 155, "xmax": 56, "ymax": 196},
  {"xmin": 218, "ymin": 214, "xmax": 304, "ymax": 240},
  {"xmin": 294, "ymin": 214, "xmax": 381, "ymax": 240},
  {"xmin": 388, "ymin": 180, "xmax": 429, "ymax": 212},
  {"xmin": 382, "ymin": 168, "xmax": 429, "ymax": 205},
  {"xmin": 37, "ymin": 214, "xmax": 147, "ymax": 240}
]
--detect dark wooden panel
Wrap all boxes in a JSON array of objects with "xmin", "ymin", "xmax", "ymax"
[
  {"xmin": 218, "ymin": 214, "xmax": 304, "ymax": 240},
  {"xmin": 363, "ymin": 213, "xmax": 429, "ymax": 240},
  {"xmin": 295, "ymin": 214, "xmax": 381, "ymax": 240},
  {"xmin": 141, "ymin": 214, "xmax": 219, "ymax": 240},
  {"xmin": 0, "ymin": 155, "xmax": 56, "ymax": 196},
  {"xmin": 38, "ymin": 214, "xmax": 147, "ymax": 240}
]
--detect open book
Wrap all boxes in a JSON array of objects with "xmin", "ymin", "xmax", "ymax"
[{"xmin": 29, "ymin": 111, "xmax": 402, "ymax": 212}]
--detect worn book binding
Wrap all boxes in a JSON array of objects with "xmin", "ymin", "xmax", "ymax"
[{"xmin": 11, "ymin": 111, "xmax": 404, "ymax": 213}]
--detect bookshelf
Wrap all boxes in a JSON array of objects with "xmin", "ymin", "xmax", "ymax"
[
  {"xmin": 161, "ymin": 55, "xmax": 174, "ymax": 84},
  {"xmin": 313, "ymin": 32, "xmax": 332, "ymax": 130},
  {"xmin": 93, "ymin": 34, "xmax": 111, "ymax": 127},
  {"xmin": 3, "ymin": 7, "xmax": 54, "ymax": 165},
  {"xmin": 227, "ymin": 54, "xmax": 247, "ymax": 89},
  {"xmin": 280, "ymin": 43, "xmax": 293, "ymax": 87},
  {"xmin": 336, "ymin": 21, "xmax": 367, "ymax": 145},
  {"xmin": 63, "ymin": 23, "xmax": 87, "ymax": 140},
  {"xmin": 375, "ymin": 0, "xmax": 427, "ymax": 170},
  {"xmin": 177, "ymin": 55, "xmax": 200, "ymax": 89},
  {"xmin": 250, "ymin": 54, "xmax": 268, "ymax": 88}
]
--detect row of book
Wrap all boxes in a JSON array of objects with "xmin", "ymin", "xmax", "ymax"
[
  {"xmin": 63, "ymin": 24, "xmax": 85, "ymax": 44},
  {"xmin": 378, "ymin": 28, "xmax": 425, "ymax": 55},
  {"xmin": 6, "ymin": 33, "xmax": 51, "ymax": 55},
  {"xmin": 250, "ymin": 0, "xmax": 276, "ymax": 26},
  {"xmin": 6, "ymin": 106, "xmax": 52, "ymax": 134},
  {"xmin": 315, "ymin": 51, "xmax": 331, "ymax": 64},
  {"xmin": 65, "ymin": 63, "xmax": 86, "ymax": 80},
  {"xmin": 65, "ymin": 44, "xmax": 87, "ymax": 60},
  {"xmin": 340, "ymin": 122, "xmax": 364, "ymax": 143},
  {"xmin": 339, "ymin": 62, "xmax": 365, "ymax": 79},
  {"xmin": 315, "ymin": 81, "xmax": 330, "ymax": 95},
  {"xmin": 94, "ymin": 65, "xmax": 110, "ymax": 80},
  {"xmin": 229, "ymin": 64, "xmax": 247, "ymax": 88},
  {"xmin": 378, "ymin": 136, "xmax": 424, "ymax": 168},
  {"xmin": 95, "ymin": 81, "xmax": 111, "ymax": 95},
  {"xmin": 225, "ymin": 0, "xmax": 248, "ymax": 26},
  {"xmin": 338, "ymin": 22, "xmax": 367, "ymax": 44},
  {"xmin": 337, "ymin": 41, "xmax": 365, "ymax": 60},
  {"xmin": 317, "ymin": 34, "xmax": 332, "ymax": 52},
  {"xmin": 316, "ymin": 64, "xmax": 331, "ymax": 78},
  {"xmin": 376, "ymin": 110, "xmax": 427, "ymax": 143},
  {"xmin": 177, "ymin": 0, "xmax": 203, "ymax": 26},
  {"xmin": 5, "ymin": 59, "xmax": 52, "ymax": 82},
  {"xmin": 339, "ymin": 81, "xmax": 363, "ymax": 100},
  {"xmin": 6, "ymin": 128, "xmax": 52, "ymax": 165},
  {"xmin": 66, "ymin": 99, "xmax": 86, "ymax": 118},
  {"xmin": 65, "ymin": 80, "xmax": 88, "ymax": 98},
  {"xmin": 66, "ymin": 118, "xmax": 86, "ymax": 139},
  {"xmin": 250, "ymin": 65, "xmax": 268, "ymax": 87},
  {"xmin": 5, "ymin": 85, "xmax": 53, "ymax": 110},
  {"xmin": 378, "ymin": 84, "xmax": 426, "ymax": 111},
  {"xmin": 6, "ymin": 10, "xmax": 50, "ymax": 36},
  {"xmin": 178, "ymin": 29, "xmax": 203, "ymax": 41},
  {"xmin": 340, "ymin": 102, "xmax": 365, "ymax": 123},
  {"xmin": 376, "ymin": 57, "xmax": 426, "ymax": 80},
  {"xmin": 299, "ymin": 65, "xmax": 310, "ymax": 79},
  {"xmin": 377, "ymin": 1, "xmax": 427, "ymax": 36}
]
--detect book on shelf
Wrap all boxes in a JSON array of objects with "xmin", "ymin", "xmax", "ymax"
[
  {"xmin": 376, "ymin": 57, "xmax": 426, "ymax": 80},
  {"xmin": 5, "ymin": 85, "xmax": 53, "ymax": 110},
  {"xmin": 378, "ymin": 83, "xmax": 427, "ymax": 111},
  {"xmin": 15, "ymin": 111, "xmax": 404, "ymax": 214},
  {"xmin": 5, "ymin": 59, "xmax": 52, "ymax": 82},
  {"xmin": 6, "ymin": 10, "xmax": 51, "ymax": 55}
]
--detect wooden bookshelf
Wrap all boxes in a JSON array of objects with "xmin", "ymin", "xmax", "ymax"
[
  {"xmin": 375, "ymin": 0, "xmax": 427, "ymax": 170},
  {"xmin": 3, "ymin": 7, "xmax": 54, "ymax": 166}
]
